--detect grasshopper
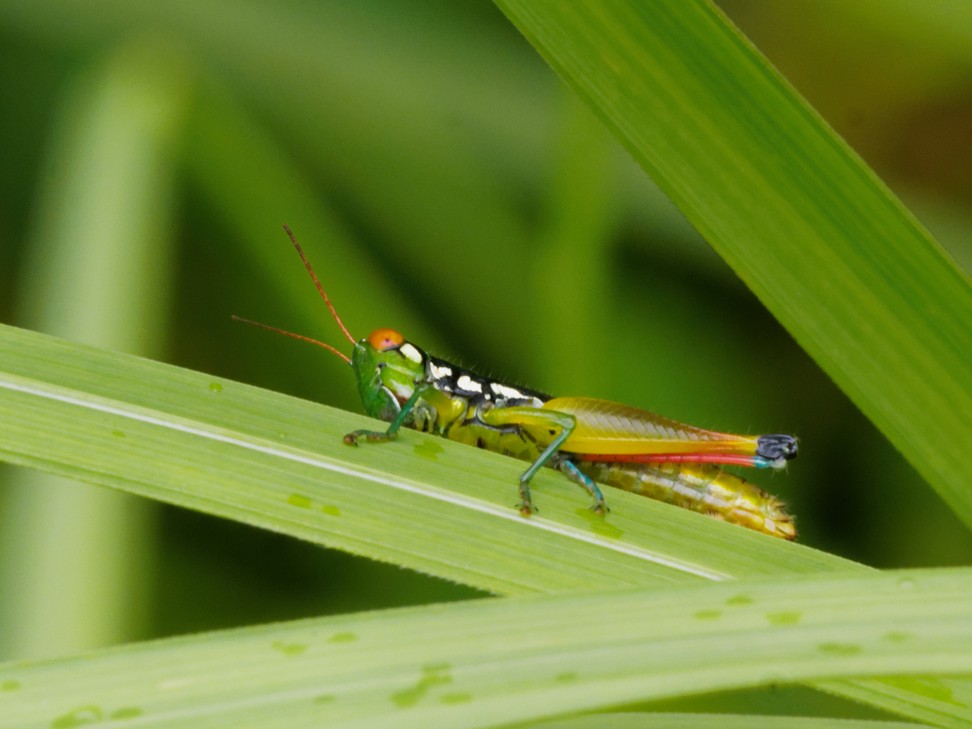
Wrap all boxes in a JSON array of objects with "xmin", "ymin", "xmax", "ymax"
[{"xmin": 238, "ymin": 227, "xmax": 798, "ymax": 539}]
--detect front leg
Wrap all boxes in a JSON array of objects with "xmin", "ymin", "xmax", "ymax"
[{"xmin": 344, "ymin": 384, "xmax": 432, "ymax": 446}]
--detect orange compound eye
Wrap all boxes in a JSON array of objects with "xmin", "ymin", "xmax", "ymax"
[{"xmin": 367, "ymin": 328, "xmax": 405, "ymax": 351}]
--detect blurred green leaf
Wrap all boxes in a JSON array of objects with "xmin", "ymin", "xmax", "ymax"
[{"xmin": 0, "ymin": 37, "xmax": 187, "ymax": 658}]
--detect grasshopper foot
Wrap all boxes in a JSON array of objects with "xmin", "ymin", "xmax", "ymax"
[
  {"xmin": 344, "ymin": 429, "xmax": 396, "ymax": 446},
  {"xmin": 590, "ymin": 500, "xmax": 610, "ymax": 516},
  {"xmin": 517, "ymin": 480, "xmax": 537, "ymax": 517},
  {"xmin": 516, "ymin": 501, "xmax": 537, "ymax": 517}
]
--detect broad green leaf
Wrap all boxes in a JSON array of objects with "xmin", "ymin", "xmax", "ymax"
[
  {"xmin": 0, "ymin": 323, "xmax": 840, "ymax": 592},
  {"xmin": 491, "ymin": 0, "xmax": 972, "ymax": 524},
  {"xmin": 2, "ymin": 568, "xmax": 971, "ymax": 728}
]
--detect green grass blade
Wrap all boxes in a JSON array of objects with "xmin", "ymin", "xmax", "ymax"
[
  {"xmin": 526, "ymin": 715, "xmax": 927, "ymax": 729},
  {"xmin": 0, "ymin": 323, "xmax": 839, "ymax": 592},
  {"xmin": 2, "ymin": 323, "xmax": 972, "ymax": 725},
  {"xmin": 491, "ymin": 0, "xmax": 972, "ymax": 523},
  {"xmin": 2, "ymin": 568, "xmax": 971, "ymax": 728}
]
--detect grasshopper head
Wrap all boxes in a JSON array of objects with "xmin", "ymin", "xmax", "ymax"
[{"xmin": 352, "ymin": 328, "xmax": 426, "ymax": 420}]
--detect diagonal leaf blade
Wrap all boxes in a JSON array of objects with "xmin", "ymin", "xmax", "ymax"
[
  {"xmin": 3, "ymin": 568, "xmax": 972, "ymax": 728},
  {"xmin": 526, "ymin": 715, "xmax": 927, "ymax": 729},
  {"xmin": 0, "ymin": 323, "xmax": 839, "ymax": 591},
  {"xmin": 491, "ymin": 0, "xmax": 972, "ymax": 524}
]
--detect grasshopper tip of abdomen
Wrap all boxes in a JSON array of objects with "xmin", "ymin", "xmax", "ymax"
[{"xmin": 755, "ymin": 434, "xmax": 798, "ymax": 463}]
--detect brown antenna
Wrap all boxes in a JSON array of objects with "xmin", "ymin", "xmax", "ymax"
[
  {"xmin": 283, "ymin": 224, "xmax": 356, "ymax": 345},
  {"xmin": 231, "ymin": 225, "xmax": 357, "ymax": 365},
  {"xmin": 231, "ymin": 316, "xmax": 351, "ymax": 365}
]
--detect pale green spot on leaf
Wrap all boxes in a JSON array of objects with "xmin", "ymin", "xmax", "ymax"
[
  {"xmin": 108, "ymin": 707, "xmax": 143, "ymax": 720},
  {"xmin": 391, "ymin": 663, "xmax": 453, "ymax": 708},
  {"xmin": 272, "ymin": 640, "xmax": 308, "ymax": 657},
  {"xmin": 766, "ymin": 611, "xmax": 802, "ymax": 626},
  {"xmin": 329, "ymin": 631, "xmax": 357, "ymax": 644},
  {"xmin": 412, "ymin": 440, "xmax": 443, "ymax": 460},
  {"xmin": 883, "ymin": 631, "xmax": 911, "ymax": 643},
  {"xmin": 51, "ymin": 705, "xmax": 103, "ymax": 729},
  {"xmin": 287, "ymin": 494, "xmax": 312, "ymax": 509},
  {"xmin": 439, "ymin": 692, "xmax": 472, "ymax": 705},
  {"xmin": 818, "ymin": 642, "xmax": 862, "ymax": 656}
]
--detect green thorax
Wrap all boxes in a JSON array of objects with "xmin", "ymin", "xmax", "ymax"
[{"xmin": 350, "ymin": 329, "xmax": 550, "ymax": 457}]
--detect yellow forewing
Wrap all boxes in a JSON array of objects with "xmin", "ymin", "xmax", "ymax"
[{"xmin": 544, "ymin": 397, "xmax": 760, "ymax": 456}]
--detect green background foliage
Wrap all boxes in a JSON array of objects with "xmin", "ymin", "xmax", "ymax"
[{"xmin": 0, "ymin": 1, "xmax": 970, "ymax": 726}]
